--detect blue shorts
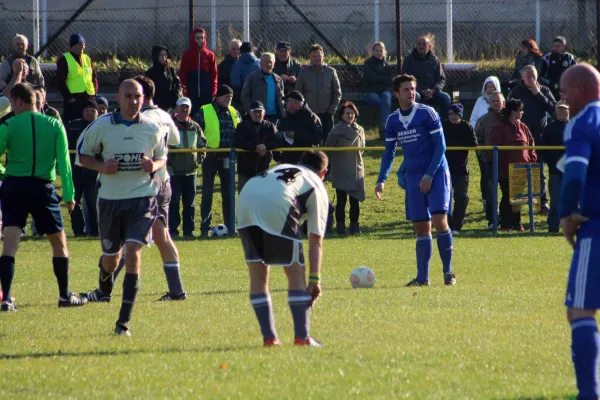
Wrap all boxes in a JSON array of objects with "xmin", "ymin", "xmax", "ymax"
[
  {"xmin": 565, "ymin": 234, "xmax": 600, "ymax": 309},
  {"xmin": 1, "ymin": 176, "xmax": 64, "ymax": 235},
  {"xmin": 405, "ymin": 169, "xmax": 451, "ymax": 222}
]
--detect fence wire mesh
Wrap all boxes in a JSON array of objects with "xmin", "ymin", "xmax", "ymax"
[{"xmin": 0, "ymin": 0, "xmax": 597, "ymax": 86}]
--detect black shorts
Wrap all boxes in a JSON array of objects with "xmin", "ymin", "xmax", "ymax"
[
  {"xmin": 1, "ymin": 176, "xmax": 64, "ymax": 235},
  {"xmin": 98, "ymin": 196, "xmax": 157, "ymax": 255},
  {"xmin": 156, "ymin": 180, "xmax": 171, "ymax": 224},
  {"xmin": 239, "ymin": 226, "xmax": 305, "ymax": 267}
]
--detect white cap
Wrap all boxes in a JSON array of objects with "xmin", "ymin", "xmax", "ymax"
[
  {"xmin": 176, "ymin": 97, "xmax": 192, "ymax": 107},
  {"xmin": 0, "ymin": 97, "xmax": 10, "ymax": 119}
]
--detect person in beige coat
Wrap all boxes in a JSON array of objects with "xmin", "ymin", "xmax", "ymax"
[{"xmin": 325, "ymin": 101, "xmax": 365, "ymax": 235}]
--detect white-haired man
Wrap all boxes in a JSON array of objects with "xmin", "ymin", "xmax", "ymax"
[
  {"xmin": 218, "ymin": 39, "xmax": 241, "ymax": 88},
  {"xmin": 241, "ymin": 53, "xmax": 285, "ymax": 123},
  {"xmin": 0, "ymin": 34, "xmax": 44, "ymax": 92}
]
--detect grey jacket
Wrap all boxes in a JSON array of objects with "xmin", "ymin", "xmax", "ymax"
[
  {"xmin": 0, "ymin": 54, "xmax": 45, "ymax": 90},
  {"xmin": 295, "ymin": 64, "xmax": 342, "ymax": 115},
  {"xmin": 241, "ymin": 70, "xmax": 285, "ymax": 117}
]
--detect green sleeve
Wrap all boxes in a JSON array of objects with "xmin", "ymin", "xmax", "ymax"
[
  {"xmin": 0, "ymin": 123, "xmax": 8, "ymax": 157},
  {"xmin": 55, "ymin": 123, "xmax": 74, "ymax": 203}
]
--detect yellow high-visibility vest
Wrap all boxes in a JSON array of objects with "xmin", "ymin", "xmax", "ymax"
[
  {"xmin": 202, "ymin": 104, "xmax": 239, "ymax": 148},
  {"xmin": 64, "ymin": 52, "xmax": 95, "ymax": 95}
]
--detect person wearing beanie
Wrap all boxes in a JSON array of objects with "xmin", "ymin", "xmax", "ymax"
[
  {"xmin": 230, "ymin": 41, "xmax": 260, "ymax": 99},
  {"xmin": 145, "ymin": 45, "xmax": 182, "ymax": 111},
  {"xmin": 95, "ymin": 96, "xmax": 109, "ymax": 115},
  {"xmin": 540, "ymin": 36, "xmax": 577, "ymax": 99},
  {"xmin": 442, "ymin": 103, "xmax": 477, "ymax": 234},
  {"xmin": 194, "ymin": 84, "xmax": 241, "ymax": 237},
  {"xmin": 179, "ymin": 27, "xmax": 217, "ymax": 114},
  {"xmin": 56, "ymin": 33, "xmax": 98, "ymax": 123},
  {"xmin": 65, "ymin": 100, "xmax": 100, "ymax": 237}
]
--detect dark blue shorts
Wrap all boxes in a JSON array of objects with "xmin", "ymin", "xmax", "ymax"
[
  {"xmin": 565, "ymin": 234, "xmax": 600, "ymax": 309},
  {"xmin": 1, "ymin": 176, "xmax": 64, "ymax": 235},
  {"xmin": 405, "ymin": 169, "xmax": 451, "ymax": 222}
]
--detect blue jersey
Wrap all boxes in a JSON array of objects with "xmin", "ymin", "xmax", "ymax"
[
  {"xmin": 377, "ymin": 103, "xmax": 448, "ymax": 183},
  {"xmin": 559, "ymin": 101, "xmax": 600, "ymax": 233}
]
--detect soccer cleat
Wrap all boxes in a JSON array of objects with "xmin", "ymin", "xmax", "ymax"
[
  {"xmin": 294, "ymin": 337, "xmax": 323, "ymax": 347},
  {"xmin": 444, "ymin": 273, "xmax": 457, "ymax": 286},
  {"xmin": 156, "ymin": 292, "xmax": 188, "ymax": 301},
  {"xmin": 540, "ymin": 203, "xmax": 550, "ymax": 215},
  {"xmin": 0, "ymin": 301, "xmax": 17, "ymax": 312},
  {"xmin": 80, "ymin": 289, "xmax": 111, "ymax": 302},
  {"xmin": 115, "ymin": 324, "xmax": 132, "ymax": 337},
  {"xmin": 263, "ymin": 338, "xmax": 281, "ymax": 347},
  {"xmin": 405, "ymin": 278, "xmax": 430, "ymax": 287},
  {"xmin": 58, "ymin": 293, "xmax": 88, "ymax": 308}
]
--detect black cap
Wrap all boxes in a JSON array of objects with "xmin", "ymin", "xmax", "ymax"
[
  {"xmin": 216, "ymin": 85, "xmax": 234, "ymax": 97},
  {"xmin": 285, "ymin": 90, "xmax": 304, "ymax": 103},
  {"xmin": 240, "ymin": 42, "xmax": 253, "ymax": 53},
  {"xmin": 250, "ymin": 101, "xmax": 265, "ymax": 111},
  {"xmin": 276, "ymin": 41, "xmax": 291, "ymax": 50}
]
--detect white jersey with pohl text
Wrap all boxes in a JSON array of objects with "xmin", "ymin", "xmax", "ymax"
[
  {"xmin": 141, "ymin": 105, "xmax": 180, "ymax": 182},
  {"xmin": 236, "ymin": 164, "xmax": 329, "ymax": 241}
]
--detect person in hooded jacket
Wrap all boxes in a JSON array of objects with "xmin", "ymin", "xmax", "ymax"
[
  {"xmin": 362, "ymin": 42, "xmax": 394, "ymax": 139},
  {"xmin": 402, "ymin": 34, "xmax": 451, "ymax": 118},
  {"xmin": 145, "ymin": 45, "xmax": 182, "ymax": 111},
  {"xmin": 470, "ymin": 76, "xmax": 501, "ymax": 128},
  {"xmin": 230, "ymin": 42, "xmax": 260, "ymax": 99},
  {"xmin": 179, "ymin": 28, "xmax": 218, "ymax": 114}
]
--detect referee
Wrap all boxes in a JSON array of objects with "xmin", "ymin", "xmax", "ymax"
[{"xmin": 0, "ymin": 83, "xmax": 87, "ymax": 311}]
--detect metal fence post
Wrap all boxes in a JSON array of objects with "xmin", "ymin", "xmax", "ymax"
[
  {"xmin": 492, "ymin": 146, "xmax": 499, "ymax": 233},
  {"xmin": 228, "ymin": 148, "xmax": 236, "ymax": 235}
]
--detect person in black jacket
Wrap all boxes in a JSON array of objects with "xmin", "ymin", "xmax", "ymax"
[
  {"xmin": 276, "ymin": 91, "xmax": 323, "ymax": 165},
  {"xmin": 218, "ymin": 39, "xmax": 241, "ymax": 87},
  {"xmin": 540, "ymin": 36, "xmax": 576, "ymax": 99},
  {"xmin": 273, "ymin": 41, "xmax": 302, "ymax": 94},
  {"xmin": 540, "ymin": 100, "xmax": 568, "ymax": 232},
  {"xmin": 66, "ymin": 100, "xmax": 99, "ymax": 236},
  {"xmin": 402, "ymin": 34, "xmax": 451, "ymax": 117},
  {"xmin": 234, "ymin": 101, "xmax": 281, "ymax": 192},
  {"xmin": 145, "ymin": 45, "xmax": 182, "ymax": 111},
  {"xmin": 508, "ymin": 64, "xmax": 556, "ymax": 211},
  {"xmin": 442, "ymin": 103, "xmax": 477, "ymax": 233},
  {"xmin": 362, "ymin": 42, "xmax": 393, "ymax": 138}
]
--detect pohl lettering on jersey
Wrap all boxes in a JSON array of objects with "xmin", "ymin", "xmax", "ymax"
[{"xmin": 115, "ymin": 153, "xmax": 144, "ymax": 172}]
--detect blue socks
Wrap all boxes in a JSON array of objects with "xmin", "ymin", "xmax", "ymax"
[
  {"xmin": 437, "ymin": 230, "xmax": 454, "ymax": 274},
  {"xmin": 250, "ymin": 293, "xmax": 277, "ymax": 340},
  {"xmin": 288, "ymin": 290, "xmax": 312, "ymax": 340},
  {"xmin": 571, "ymin": 318, "xmax": 600, "ymax": 399},
  {"xmin": 416, "ymin": 236, "xmax": 432, "ymax": 282}
]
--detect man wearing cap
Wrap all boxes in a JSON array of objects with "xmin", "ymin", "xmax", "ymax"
[
  {"xmin": 241, "ymin": 53, "xmax": 285, "ymax": 123},
  {"xmin": 66, "ymin": 100, "xmax": 100, "ymax": 237},
  {"xmin": 218, "ymin": 39, "xmax": 241, "ymax": 88},
  {"xmin": 56, "ymin": 33, "xmax": 98, "ymax": 123},
  {"xmin": 295, "ymin": 44, "xmax": 341, "ymax": 141},
  {"xmin": 168, "ymin": 97, "xmax": 206, "ymax": 237},
  {"xmin": 234, "ymin": 101, "xmax": 281, "ymax": 192},
  {"xmin": 441, "ymin": 103, "xmax": 477, "ymax": 234},
  {"xmin": 231, "ymin": 42, "xmax": 260, "ymax": 100},
  {"xmin": 195, "ymin": 84, "xmax": 241, "ymax": 237},
  {"xmin": 96, "ymin": 96, "xmax": 109, "ymax": 115},
  {"xmin": 274, "ymin": 42, "xmax": 302, "ymax": 94},
  {"xmin": 0, "ymin": 34, "xmax": 44, "ymax": 92},
  {"xmin": 277, "ymin": 90, "xmax": 323, "ymax": 165},
  {"xmin": 540, "ymin": 100, "xmax": 569, "ymax": 233},
  {"xmin": 541, "ymin": 36, "xmax": 577, "ymax": 99}
]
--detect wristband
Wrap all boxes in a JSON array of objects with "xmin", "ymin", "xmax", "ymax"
[{"xmin": 309, "ymin": 274, "xmax": 320, "ymax": 283}]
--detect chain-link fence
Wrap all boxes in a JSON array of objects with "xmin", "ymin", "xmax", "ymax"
[{"xmin": 0, "ymin": 0, "xmax": 597, "ymax": 87}]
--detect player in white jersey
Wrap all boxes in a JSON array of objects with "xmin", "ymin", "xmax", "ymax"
[
  {"xmin": 76, "ymin": 79, "xmax": 167, "ymax": 336},
  {"xmin": 236, "ymin": 150, "xmax": 329, "ymax": 347}
]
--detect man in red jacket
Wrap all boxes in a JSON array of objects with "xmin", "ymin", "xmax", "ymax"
[{"xmin": 179, "ymin": 28, "xmax": 217, "ymax": 115}]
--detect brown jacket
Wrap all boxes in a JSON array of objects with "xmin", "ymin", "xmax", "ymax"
[
  {"xmin": 295, "ymin": 64, "xmax": 342, "ymax": 114},
  {"xmin": 325, "ymin": 121, "xmax": 366, "ymax": 201},
  {"xmin": 475, "ymin": 109, "xmax": 503, "ymax": 164},
  {"xmin": 241, "ymin": 70, "xmax": 285, "ymax": 117},
  {"xmin": 489, "ymin": 119, "xmax": 537, "ymax": 179}
]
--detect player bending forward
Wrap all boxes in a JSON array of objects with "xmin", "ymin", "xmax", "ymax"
[
  {"xmin": 236, "ymin": 150, "xmax": 329, "ymax": 347},
  {"xmin": 376, "ymin": 74, "xmax": 456, "ymax": 287},
  {"xmin": 558, "ymin": 63, "xmax": 600, "ymax": 400}
]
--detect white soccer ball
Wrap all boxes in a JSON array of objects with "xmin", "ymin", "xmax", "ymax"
[
  {"xmin": 350, "ymin": 266, "xmax": 376, "ymax": 288},
  {"xmin": 211, "ymin": 224, "xmax": 229, "ymax": 237}
]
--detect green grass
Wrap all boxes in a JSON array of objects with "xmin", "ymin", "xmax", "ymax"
[{"xmin": 0, "ymin": 128, "xmax": 579, "ymax": 399}]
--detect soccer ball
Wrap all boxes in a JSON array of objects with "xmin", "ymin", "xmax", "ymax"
[
  {"xmin": 211, "ymin": 224, "xmax": 229, "ymax": 237},
  {"xmin": 350, "ymin": 266, "xmax": 376, "ymax": 288}
]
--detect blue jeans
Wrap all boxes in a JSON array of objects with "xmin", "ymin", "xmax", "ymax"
[
  {"xmin": 548, "ymin": 174, "xmax": 562, "ymax": 232},
  {"xmin": 169, "ymin": 174, "xmax": 197, "ymax": 236},
  {"xmin": 415, "ymin": 90, "xmax": 452, "ymax": 118},
  {"xmin": 363, "ymin": 91, "xmax": 392, "ymax": 131}
]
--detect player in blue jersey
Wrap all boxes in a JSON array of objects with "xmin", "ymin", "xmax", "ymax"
[
  {"xmin": 558, "ymin": 63, "xmax": 600, "ymax": 400},
  {"xmin": 375, "ymin": 74, "xmax": 455, "ymax": 287}
]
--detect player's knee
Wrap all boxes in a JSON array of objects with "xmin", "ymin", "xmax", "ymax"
[
  {"xmin": 432, "ymin": 214, "xmax": 449, "ymax": 232},
  {"xmin": 413, "ymin": 221, "xmax": 431, "ymax": 236}
]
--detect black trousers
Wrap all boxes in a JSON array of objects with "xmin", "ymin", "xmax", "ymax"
[
  {"xmin": 478, "ymin": 158, "xmax": 494, "ymax": 224},
  {"xmin": 317, "ymin": 113, "xmax": 334, "ymax": 143},
  {"xmin": 499, "ymin": 178, "xmax": 521, "ymax": 229},
  {"xmin": 71, "ymin": 179, "xmax": 98, "ymax": 236},
  {"xmin": 335, "ymin": 189, "xmax": 359, "ymax": 231},
  {"xmin": 169, "ymin": 174, "xmax": 197, "ymax": 236},
  {"xmin": 448, "ymin": 174, "xmax": 469, "ymax": 232},
  {"xmin": 200, "ymin": 156, "xmax": 233, "ymax": 233}
]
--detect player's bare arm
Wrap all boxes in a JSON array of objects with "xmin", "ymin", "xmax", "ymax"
[
  {"xmin": 307, "ymin": 233, "xmax": 323, "ymax": 306},
  {"xmin": 79, "ymin": 154, "xmax": 118, "ymax": 175}
]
